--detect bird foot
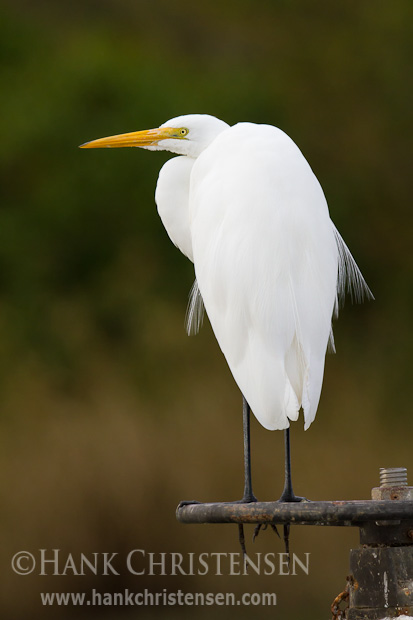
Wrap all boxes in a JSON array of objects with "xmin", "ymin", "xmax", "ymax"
[
  {"xmin": 253, "ymin": 522, "xmax": 280, "ymax": 542},
  {"xmin": 234, "ymin": 494, "xmax": 258, "ymax": 563},
  {"xmin": 177, "ymin": 500, "xmax": 202, "ymax": 508},
  {"xmin": 178, "ymin": 494, "xmax": 258, "ymax": 508},
  {"xmin": 253, "ymin": 521, "xmax": 291, "ymax": 567},
  {"xmin": 233, "ymin": 493, "xmax": 258, "ymax": 504},
  {"xmin": 277, "ymin": 492, "xmax": 310, "ymax": 503}
]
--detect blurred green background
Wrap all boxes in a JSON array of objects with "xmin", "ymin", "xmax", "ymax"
[{"xmin": 0, "ymin": 1, "xmax": 412, "ymax": 618}]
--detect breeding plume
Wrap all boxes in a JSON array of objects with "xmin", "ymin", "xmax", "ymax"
[{"xmin": 81, "ymin": 114, "xmax": 371, "ymax": 503}]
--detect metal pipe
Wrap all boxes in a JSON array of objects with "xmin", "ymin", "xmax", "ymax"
[{"xmin": 176, "ymin": 499, "xmax": 413, "ymax": 526}]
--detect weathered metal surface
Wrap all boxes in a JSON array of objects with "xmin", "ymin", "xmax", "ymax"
[
  {"xmin": 359, "ymin": 520, "xmax": 413, "ymax": 546},
  {"xmin": 177, "ymin": 471, "xmax": 413, "ymax": 620},
  {"xmin": 347, "ymin": 546, "xmax": 413, "ymax": 620},
  {"xmin": 346, "ymin": 606, "xmax": 413, "ymax": 620},
  {"xmin": 371, "ymin": 485, "xmax": 413, "ymax": 501},
  {"xmin": 379, "ymin": 468, "xmax": 408, "ymax": 488},
  {"xmin": 176, "ymin": 500, "xmax": 413, "ymax": 526}
]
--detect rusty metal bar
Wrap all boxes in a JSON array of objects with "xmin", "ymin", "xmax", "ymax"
[{"xmin": 176, "ymin": 500, "xmax": 413, "ymax": 526}]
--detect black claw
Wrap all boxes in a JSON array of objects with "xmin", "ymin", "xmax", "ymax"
[
  {"xmin": 283, "ymin": 523, "xmax": 291, "ymax": 568},
  {"xmin": 278, "ymin": 493, "xmax": 309, "ymax": 503},
  {"xmin": 238, "ymin": 524, "xmax": 247, "ymax": 557},
  {"xmin": 235, "ymin": 495, "xmax": 258, "ymax": 504},
  {"xmin": 253, "ymin": 523, "xmax": 265, "ymax": 542},
  {"xmin": 253, "ymin": 522, "xmax": 280, "ymax": 543},
  {"xmin": 177, "ymin": 500, "xmax": 201, "ymax": 508}
]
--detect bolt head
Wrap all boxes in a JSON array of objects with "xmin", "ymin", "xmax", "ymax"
[{"xmin": 371, "ymin": 486, "xmax": 413, "ymax": 501}]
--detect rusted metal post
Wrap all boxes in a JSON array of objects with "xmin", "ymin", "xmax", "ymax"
[
  {"xmin": 345, "ymin": 468, "xmax": 413, "ymax": 620},
  {"xmin": 176, "ymin": 467, "xmax": 413, "ymax": 619}
]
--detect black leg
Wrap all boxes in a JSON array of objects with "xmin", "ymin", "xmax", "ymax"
[
  {"xmin": 278, "ymin": 428, "xmax": 306, "ymax": 502},
  {"xmin": 237, "ymin": 397, "xmax": 257, "ymax": 559},
  {"xmin": 240, "ymin": 397, "xmax": 257, "ymax": 503},
  {"xmin": 277, "ymin": 427, "xmax": 308, "ymax": 566}
]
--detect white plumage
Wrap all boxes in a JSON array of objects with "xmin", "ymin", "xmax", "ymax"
[{"xmin": 82, "ymin": 114, "xmax": 371, "ymax": 433}]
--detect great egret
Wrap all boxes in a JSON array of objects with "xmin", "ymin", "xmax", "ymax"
[{"xmin": 81, "ymin": 114, "xmax": 371, "ymax": 504}]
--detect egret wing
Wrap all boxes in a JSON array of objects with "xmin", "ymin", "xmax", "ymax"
[{"xmin": 189, "ymin": 123, "xmax": 338, "ymax": 430}]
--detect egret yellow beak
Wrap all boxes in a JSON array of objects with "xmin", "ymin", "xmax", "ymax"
[{"xmin": 79, "ymin": 126, "xmax": 180, "ymax": 149}]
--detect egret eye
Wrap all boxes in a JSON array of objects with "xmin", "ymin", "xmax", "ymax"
[{"xmin": 179, "ymin": 128, "xmax": 189, "ymax": 137}]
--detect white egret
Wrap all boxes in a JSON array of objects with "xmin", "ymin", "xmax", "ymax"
[{"xmin": 80, "ymin": 114, "xmax": 371, "ymax": 504}]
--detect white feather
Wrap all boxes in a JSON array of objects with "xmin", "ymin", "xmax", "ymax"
[
  {"xmin": 155, "ymin": 156, "xmax": 195, "ymax": 261},
  {"xmin": 185, "ymin": 279, "xmax": 205, "ymax": 335},
  {"xmin": 332, "ymin": 222, "xmax": 374, "ymax": 313},
  {"xmin": 189, "ymin": 122, "xmax": 339, "ymax": 429}
]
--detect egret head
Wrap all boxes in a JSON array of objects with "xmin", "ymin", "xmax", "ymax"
[{"xmin": 80, "ymin": 114, "xmax": 229, "ymax": 158}]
